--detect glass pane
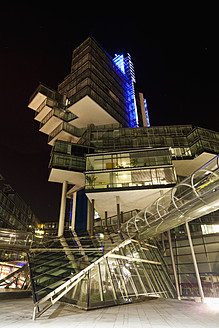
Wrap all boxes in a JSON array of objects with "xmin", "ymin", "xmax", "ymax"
[
  {"xmin": 107, "ymin": 258, "xmax": 123, "ymax": 299},
  {"xmin": 99, "ymin": 260, "xmax": 115, "ymax": 302},
  {"xmin": 89, "ymin": 265, "xmax": 102, "ymax": 306},
  {"xmin": 119, "ymin": 261, "xmax": 135, "ymax": 297},
  {"xmin": 78, "ymin": 275, "xmax": 88, "ymax": 305}
]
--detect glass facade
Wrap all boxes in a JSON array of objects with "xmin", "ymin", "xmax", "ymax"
[
  {"xmin": 79, "ymin": 124, "xmax": 219, "ymax": 157},
  {"xmin": 47, "ymin": 124, "xmax": 219, "ymax": 182},
  {"xmin": 162, "ymin": 211, "xmax": 219, "ymax": 299},
  {"xmin": 86, "ymin": 148, "xmax": 172, "ymax": 171},
  {"xmin": 187, "ymin": 127, "xmax": 219, "ymax": 155},
  {"xmin": 86, "ymin": 167, "xmax": 176, "ymax": 190},
  {"xmin": 47, "ymin": 123, "xmax": 219, "ymax": 157},
  {"xmin": 85, "ymin": 148, "xmax": 176, "ymax": 190},
  {"xmin": 49, "ymin": 141, "xmax": 93, "ymax": 172},
  {"xmin": 86, "ymin": 124, "xmax": 192, "ymax": 151}
]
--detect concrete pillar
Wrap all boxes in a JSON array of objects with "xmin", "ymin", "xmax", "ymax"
[
  {"xmin": 167, "ymin": 230, "xmax": 181, "ymax": 300},
  {"xmin": 88, "ymin": 199, "xmax": 95, "ymax": 235},
  {"xmin": 185, "ymin": 221, "xmax": 205, "ymax": 303},
  {"xmin": 70, "ymin": 191, "xmax": 77, "ymax": 232},
  {"xmin": 58, "ymin": 180, "xmax": 68, "ymax": 237}
]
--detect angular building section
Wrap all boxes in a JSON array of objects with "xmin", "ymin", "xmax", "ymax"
[
  {"xmin": 5, "ymin": 35, "xmax": 218, "ymax": 319},
  {"xmin": 58, "ymin": 37, "xmax": 130, "ymax": 128}
]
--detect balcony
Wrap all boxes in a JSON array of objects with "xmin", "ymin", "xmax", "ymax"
[
  {"xmin": 39, "ymin": 108, "xmax": 77, "ymax": 135},
  {"xmin": 48, "ymin": 122, "xmax": 86, "ymax": 146},
  {"xmin": 28, "ymin": 84, "xmax": 63, "ymax": 111},
  {"xmin": 49, "ymin": 152, "xmax": 86, "ymax": 173},
  {"xmin": 34, "ymin": 98, "xmax": 54, "ymax": 122}
]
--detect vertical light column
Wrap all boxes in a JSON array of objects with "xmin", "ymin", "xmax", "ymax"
[
  {"xmin": 167, "ymin": 230, "xmax": 181, "ymax": 300},
  {"xmin": 58, "ymin": 180, "xmax": 68, "ymax": 237},
  {"xmin": 185, "ymin": 221, "xmax": 205, "ymax": 302}
]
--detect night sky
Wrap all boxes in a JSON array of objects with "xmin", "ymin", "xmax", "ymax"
[{"xmin": 0, "ymin": 4, "xmax": 218, "ymax": 222}]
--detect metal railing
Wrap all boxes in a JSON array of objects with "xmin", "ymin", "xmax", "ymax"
[{"xmin": 0, "ymin": 228, "xmax": 47, "ymax": 250}]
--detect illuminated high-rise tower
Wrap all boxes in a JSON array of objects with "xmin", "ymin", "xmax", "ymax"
[{"xmin": 113, "ymin": 53, "xmax": 150, "ymax": 127}]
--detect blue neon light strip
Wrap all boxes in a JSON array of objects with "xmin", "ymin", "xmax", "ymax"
[
  {"xmin": 113, "ymin": 53, "xmax": 138, "ymax": 127},
  {"xmin": 113, "ymin": 54, "xmax": 125, "ymax": 74}
]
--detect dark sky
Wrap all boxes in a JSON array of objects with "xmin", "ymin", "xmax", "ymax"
[{"xmin": 0, "ymin": 4, "xmax": 218, "ymax": 222}]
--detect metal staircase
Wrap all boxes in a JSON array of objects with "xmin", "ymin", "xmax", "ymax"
[
  {"xmin": 28, "ymin": 233, "xmax": 104, "ymax": 308},
  {"xmin": 31, "ymin": 234, "xmax": 175, "ymax": 319}
]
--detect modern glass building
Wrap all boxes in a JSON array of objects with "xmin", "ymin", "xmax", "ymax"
[
  {"xmin": 0, "ymin": 173, "xmax": 40, "ymax": 232},
  {"xmin": 0, "ymin": 174, "xmax": 41, "ymax": 292},
  {"xmin": 1, "ymin": 36, "xmax": 219, "ymax": 319}
]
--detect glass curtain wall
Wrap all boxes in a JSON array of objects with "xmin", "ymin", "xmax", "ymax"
[
  {"xmin": 86, "ymin": 148, "xmax": 172, "ymax": 171},
  {"xmin": 85, "ymin": 148, "xmax": 176, "ymax": 189},
  {"xmin": 83, "ymin": 124, "xmax": 219, "ymax": 157},
  {"xmin": 162, "ymin": 212, "xmax": 219, "ymax": 299},
  {"xmin": 85, "ymin": 167, "xmax": 176, "ymax": 189}
]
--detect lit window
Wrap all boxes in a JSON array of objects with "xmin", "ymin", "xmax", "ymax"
[{"xmin": 201, "ymin": 224, "xmax": 219, "ymax": 235}]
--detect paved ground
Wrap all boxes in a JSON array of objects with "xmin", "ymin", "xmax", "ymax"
[{"xmin": 1, "ymin": 297, "xmax": 219, "ymax": 327}]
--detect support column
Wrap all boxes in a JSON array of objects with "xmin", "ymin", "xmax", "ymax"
[
  {"xmin": 104, "ymin": 211, "xmax": 108, "ymax": 229},
  {"xmin": 116, "ymin": 196, "xmax": 121, "ymax": 231},
  {"xmin": 185, "ymin": 221, "xmax": 205, "ymax": 303},
  {"xmin": 91, "ymin": 199, "xmax": 95, "ymax": 235},
  {"xmin": 58, "ymin": 180, "xmax": 68, "ymax": 237},
  {"xmin": 167, "ymin": 230, "xmax": 181, "ymax": 300},
  {"xmin": 120, "ymin": 211, "xmax": 123, "ymax": 224},
  {"xmin": 70, "ymin": 191, "xmax": 77, "ymax": 232}
]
